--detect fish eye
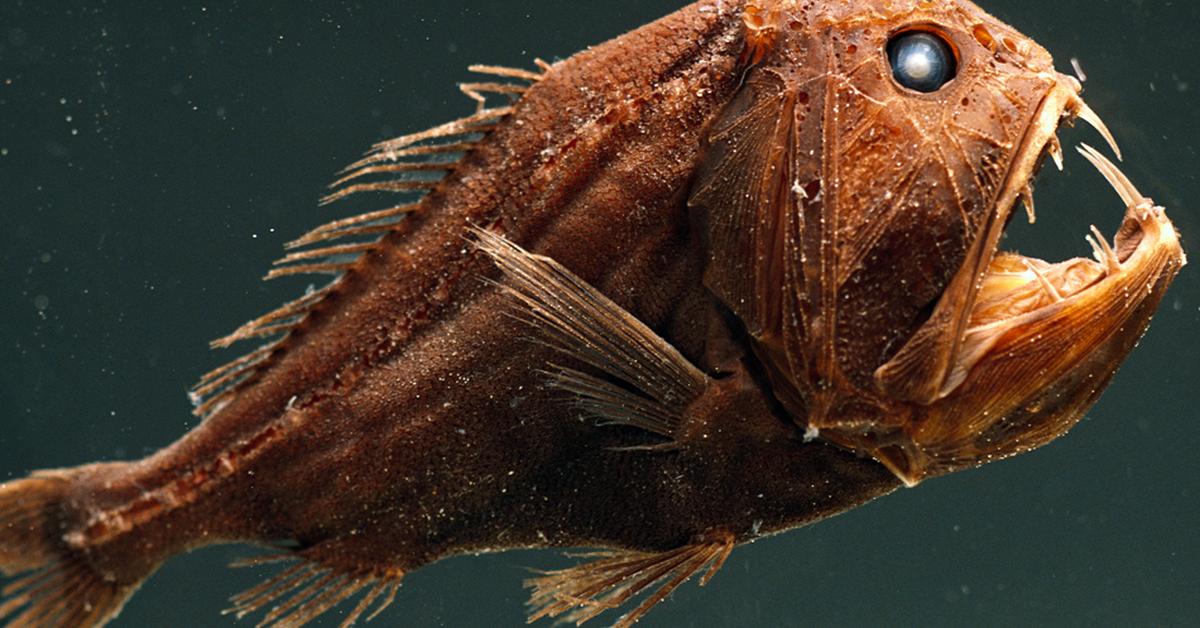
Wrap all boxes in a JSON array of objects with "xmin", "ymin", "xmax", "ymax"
[{"xmin": 887, "ymin": 31, "xmax": 957, "ymax": 93}]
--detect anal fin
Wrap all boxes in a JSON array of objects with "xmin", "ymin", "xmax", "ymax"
[
  {"xmin": 526, "ymin": 535, "xmax": 734, "ymax": 627},
  {"xmin": 226, "ymin": 547, "xmax": 404, "ymax": 628}
]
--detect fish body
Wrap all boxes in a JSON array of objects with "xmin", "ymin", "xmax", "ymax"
[{"xmin": 0, "ymin": 1, "xmax": 1184, "ymax": 626}]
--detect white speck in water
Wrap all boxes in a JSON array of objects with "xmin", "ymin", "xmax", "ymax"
[
  {"xmin": 33, "ymin": 295, "xmax": 49, "ymax": 311},
  {"xmin": 1070, "ymin": 57, "xmax": 1087, "ymax": 82}
]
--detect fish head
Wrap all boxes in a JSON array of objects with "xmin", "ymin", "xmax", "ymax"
[{"xmin": 693, "ymin": 1, "xmax": 1186, "ymax": 485}]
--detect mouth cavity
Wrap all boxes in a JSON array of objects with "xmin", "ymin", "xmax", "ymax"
[
  {"xmin": 970, "ymin": 90, "xmax": 1127, "ymax": 312},
  {"xmin": 971, "ymin": 145, "xmax": 1132, "ymax": 326},
  {"xmin": 864, "ymin": 86, "xmax": 1185, "ymax": 487},
  {"xmin": 875, "ymin": 75, "xmax": 1182, "ymax": 411},
  {"xmin": 949, "ymin": 134, "xmax": 1170, "ymax": 392}
]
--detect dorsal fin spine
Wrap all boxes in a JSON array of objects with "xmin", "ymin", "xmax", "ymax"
[
  {"xmin": 263, "ymin": 261, "xmax": 356, "ymax": 281},
  {"xmin": 274, "ymin": 242, "xmax": 377, "ymax": 266},
  {"xmin": 193, "ymin": 62, "xmax": 547, "ymax": 419},
  {"xmin": 286, "ymin": 203, "xmax": 419, "ymax": 249}
]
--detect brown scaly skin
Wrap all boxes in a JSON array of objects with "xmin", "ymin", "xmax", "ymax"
[
  {"xmin": 0, "ymin": 0, "xmax": 1183, "ymax": 625},
  {"xmin": 43, "ymin": 0, "xmax": 898, "ymax": 594}
]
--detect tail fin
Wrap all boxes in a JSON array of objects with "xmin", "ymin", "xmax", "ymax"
[{"xmin": 0, "ymin": 474, "xmax": 143, "ymax": 627}]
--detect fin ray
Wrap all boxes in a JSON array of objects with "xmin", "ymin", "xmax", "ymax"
[
  {"xmin": 1, "ymin": 475, "xmax": 151, "ymax": 627},
  {"xmin": 370, "ymin": 107, "xmax": 511, "ymax": 155},
  {"xmin": 196, "ymin": 61, "xmax": 534, "ymax": 418},
  {"xmin": 264, "ymin": 261, "xmax": 356, "ymax": 281},
  {"xmin": 228, "ymin": 550, "xmax": 405, "ymax": 628},
  {"xmin": 525, "ymin": 536, "xmax": 734, "ymax": 627},
  {"xmin": 285, "ymin": 203, "xmax": 418, "ymax": 249},
  {"xmin": 274, "ymin": 242, "xmax": 378, "ymax": 266},
  {"xmin": 329, "ymin": 160, "xmax": 456, "ymax": 189},
  {"xmin": 467, "ymin": 63, "xmax": 547, "ymax": 82},
  {"xmin": 318, "ymin": 180, "xmax": 437, "ymax": 206},
  {"xmin": 474, "ymin": 229, "xmax": 708, "ymax": 440}
]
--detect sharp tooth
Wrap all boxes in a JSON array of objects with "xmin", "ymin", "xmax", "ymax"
[
  {"xmin": 1076, "ymin": 143, "xmax": 1147, "ymax": 208},
  {"xmin": 1047, "ymin": 135, "xmax": 1064, "ymax": 171},
  {"xmin": 1020, "ymin": 184, "xmax": 1036, "ymax": 224},
  {"xmin": 1023, "ymin": 259, "xmax": 1063, "ymax": 302},
  {"xmin": 1074, "ymin": 100, "xmax": 1123, "ymax": 161},
  {"xmin": 1086, "ymin": 225, "xmax": 1123, "ymax": 275}
]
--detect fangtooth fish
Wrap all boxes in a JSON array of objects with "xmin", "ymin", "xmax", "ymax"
[{"xmin": 0, "ymin": 1, "xmax": 1184, "ymax": 626}]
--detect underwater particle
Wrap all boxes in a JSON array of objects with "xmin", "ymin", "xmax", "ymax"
[
  {"xmin": 1070, "ymin": 57, "xmax": 1087, "ymax": 82},
  {"xmin": 33, "ymin": 295, "xmax": 49, "ymax": 311},
  {"xmin": 0, "ymin": 3, "xmax": 1185, "ymax": 627}
]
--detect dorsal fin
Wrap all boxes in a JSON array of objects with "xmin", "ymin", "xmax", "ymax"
[{"xmin": 189, "ymin": 62, "xmax": 547, "ymax": 418}]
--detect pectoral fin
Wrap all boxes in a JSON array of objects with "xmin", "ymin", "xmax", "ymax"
[{"xmin": 473, "ymin": 228, "xmax": 709, "ymax": 442}]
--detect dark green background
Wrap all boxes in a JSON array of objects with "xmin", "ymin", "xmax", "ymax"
[{"xmin": 2, "ymin": 1, "xmax": 1197, "ymax": 626}]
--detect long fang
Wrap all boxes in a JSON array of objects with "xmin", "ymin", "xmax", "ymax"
[
  {"xmin": 1073, "ymin": 100, "xmax": 1123, "ymax": 161},
  {"xmin": 1076, "ymin": 144, "xmax": 1147, "ymax": 209}
]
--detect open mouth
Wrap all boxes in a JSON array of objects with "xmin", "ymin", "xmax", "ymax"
[
  {"xmin": 877, "ymin": 76, "xmax": 1186, "ymax": 405},
  {"xmin": 943, "ymin": 89, "xmax": 1185, "ymax": 399},
  {"xmin": 863, "ymin": 73, "xmax": 1187, "ymax": 486},
  {"xmin": 956, "ymin": 141, "xmax": 1182, "ymax": 380}
]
